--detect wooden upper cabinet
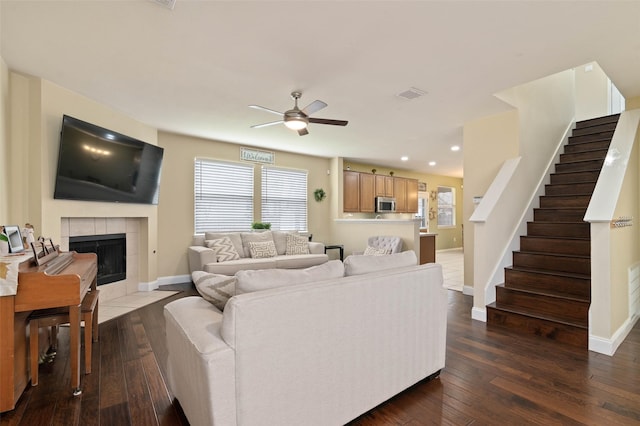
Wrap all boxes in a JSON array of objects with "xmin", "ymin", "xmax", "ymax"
[
  {"xmin": 343, "ymin": 171, "xmax": 360, "ymax": 212},
  {"xmin": 406, "ymin": 178, "xmax": 418, "ymax": 213},
  {"xmin": 394, "ymin": 177, "xmax": 407, "ymax": 213},
  {"xmin": 359, "ymin": 173, "xmax": 376, "ymax": 212},
  {"xmin": 375, "ymin": 175, "xmax": 394, "ymax": 197}
]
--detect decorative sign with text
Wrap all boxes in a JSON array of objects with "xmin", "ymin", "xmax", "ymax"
[{"xmin": 240, "ymin": 147, "xmax": 275, "ymax": 164}]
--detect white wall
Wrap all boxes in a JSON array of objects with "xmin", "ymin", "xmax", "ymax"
[{"xmin": 469, "ymin": 69, "xmax": 575, "ymax": 319}]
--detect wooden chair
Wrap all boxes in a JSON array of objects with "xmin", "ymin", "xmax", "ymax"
[{"xmin": 29, "ymin": 289, "xmax": 99, "ymax": 388}]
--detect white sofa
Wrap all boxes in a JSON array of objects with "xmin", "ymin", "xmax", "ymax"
[
  {"xmin": 165, "ymin": 252, "xmax": 447, "ymax": 426},
  {"xmin": 188, "ymin": 230, "xmax": 328, "ymax": 275}
]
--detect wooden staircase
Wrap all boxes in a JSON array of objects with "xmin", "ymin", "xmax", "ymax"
[{"xmin": 486, "ymin": 114, "xmax": 620, "ymax": 348}]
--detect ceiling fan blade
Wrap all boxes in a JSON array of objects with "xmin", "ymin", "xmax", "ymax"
[
  {"xmin": 251, "ymin": 120, "xmax": 284, "ymax": 129},
  {"xmin": 301, "ymin": 100, "xmax": 327, "ymax": 116},
  {"xmin": 249, "ymin": 105, "xmax": 284, "ymax": 116},
  {"xmin": 308, "ymin": 117, "xmax": 348, "ymax": 126},
  {"xmin": 298, "ymin": 128, "xmax": 309, "ymax": 136}
]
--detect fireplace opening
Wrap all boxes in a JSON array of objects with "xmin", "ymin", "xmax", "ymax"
[{"xmin": 69, "ymin": 233, "xmax": 126, "ymax": 286}]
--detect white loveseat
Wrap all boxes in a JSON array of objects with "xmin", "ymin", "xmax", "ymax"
[
  {"xmin": 188, "ymin": 230, "xmax": 328, "ymax": 275},
  {"xmin": 165, "ymin": 252, "xmax": 447, "ymax": 426}
]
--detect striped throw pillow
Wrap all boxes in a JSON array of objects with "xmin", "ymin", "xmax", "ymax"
[{"xmin": 207, "ymin": 237, "xmax": 240, "ymax": 262}]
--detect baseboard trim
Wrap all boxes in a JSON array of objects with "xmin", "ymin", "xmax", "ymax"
[
  {"xmin": 589, "ymin": 314, "xmax": 639, "ymax": 356},
  {"xmin": 158, "ymin": 274, "xmax": 191, "ymax": 286},
  {"xmin": 472, "ymin": 307, "xmax": 486, "ymax": 322},
  {"xmin": 462, "ymin": 285, "xmax": 474, "ymax": 296}
]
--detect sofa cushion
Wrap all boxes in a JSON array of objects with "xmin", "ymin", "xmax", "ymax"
[
  {"xmin": 205, "ymin": 232, "xmax": 245, "ymax": 258},
  {"xmin": 272, "ymin": 230, "xmax": 295, "ymax": 255},
  {"xmin": 206, "ymin": 236, "xmax": 241, "ymax": 262},
  {"xmin": 274, "ymin": 254, "xmax": 329, "ymax": 270},
  {"xmin": 248, "ymin": 240, "xmax": 278, "ymax": 258},
  {"xmin": 344, "ymin": 250, "xmax": 418, "ymax": 276},
  {"xmin": 240, "ymin": 231, "xmax": 274, "ymax": 258},
  {"xmin": 204, "ymin": 258, "xmax": 276, "ymax": 275},
  {"xmin": 192, "ymin": 271, "xmax": 236, "ymax": 311},
  {"xmin": 364, "ymin": 245, "xmax": 391, "ymax": 256},
  {"xmin": 235, "ymin": 259, "xmax": 345, "ymax": 294},
  {"xmin": 285, "ymin": 233, "xmax": 310, "ymax": 255}
]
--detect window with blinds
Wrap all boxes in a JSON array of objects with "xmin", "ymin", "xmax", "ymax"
[
  {"xmin": 437, "ymin": 186, "xmax": 456, "ymax": 228},
  {"xmin": 261, "ymin": 166, "xmax": 308, "ymax": 231},
  {"xmin": 194, "ymin": 159, "xmax": 254, "ymax": 233}
]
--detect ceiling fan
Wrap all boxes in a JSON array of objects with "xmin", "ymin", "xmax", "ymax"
[{"xmin": 249, "ymin": 91, "xmax": 348, "ymax": 136}]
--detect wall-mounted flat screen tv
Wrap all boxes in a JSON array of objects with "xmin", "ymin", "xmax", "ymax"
[{"xmin": 54, "ymin": 115, "xmax": 164, "ymax": 205}]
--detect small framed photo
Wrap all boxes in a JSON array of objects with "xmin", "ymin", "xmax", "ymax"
[
  {"xmin": 3, "ymin": 225, "xmax": 24, "ymax": 253},
  {"xmin": 418, "ymin": 182, "xmax": 427, "ymax": 192}
]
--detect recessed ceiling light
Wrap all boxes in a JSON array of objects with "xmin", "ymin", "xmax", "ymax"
[
  {"xmin": 401, "ymin": 156, "xmax": 409, "ymax": 161},
  {"xmin": 428, "ymin": 161, "xmax": 436, "ymax": 166},
  {"xmin": 451, "ymin": 145, "xmax": 460, "ymax": 151}
]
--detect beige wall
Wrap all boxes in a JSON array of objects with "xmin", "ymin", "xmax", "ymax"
[
  {"xmin": 157, "ymin": 131, "xmax": 333, "ymax": 277},
  {"xmin": 8, "ymin": 73, "xmax": 160, "ymax": 284},
  {"xmin": 462, "ymin": 110, "xmax": 519, "ymax": 291},
  {"xmin": 0, "ymin": 56, "xmax": 8, "ymax": 224},
  {"xmin": 341, "ymin": 162, "xmax": 463, "ymax": 251}
]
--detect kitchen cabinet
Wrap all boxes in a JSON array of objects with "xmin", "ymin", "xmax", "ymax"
[
  {"xmin": 394, "ymin": 177, "xmax": 407, "ymax": 212},
  {"xmin": 406, "ymin": 178, "xmax": 418, "ymax": 213},
  {"xmin": 359, "ymin": 173, "xmax": 375, "ymax": 212},
  {"xmin": 343, "ymin": 171, "xmax": 360, "ymax": 212},
  {"xmin": 419, "ymin": 234, "xmax": 436, "ymax": 264},
  {"xmin": 375, "ymin": 175, "xmax": 394, "ymax": 197}
]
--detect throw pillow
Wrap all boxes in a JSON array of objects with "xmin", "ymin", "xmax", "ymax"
[
  {"xmin": 364, "ymin": 245, "xmax": 391, "ymax": 256},
  {"xmin": 206, "ymin": 237, "xmax": 241, "ymax": 262},
  {"xmin": 204, "ymin": 232, "xmax": 245, "ymax": 258},
  {"xmin": 235, "ymin": 260, "xmax": 345, "ymax": 294},
  {"xmin": 192, "ymin": 271, "xmax": 236, "ymax": 311},
  {"xmin": 285, "ymin": 233, "xmax": 310, "ymax": 255},
  {"xmin": 240, "ymin": 231, "xmax": 274, "ymax": 258},
  {"xmin": 344, "ymin": 250, "xmax": 418, "ymax": 276},
  {"xmin": 248, "ymin": 240, "xmax": 278, "ymax": 258},
  {"xmin": 272, "ymin": 230, "xmax": 296, "ymax": 255}
]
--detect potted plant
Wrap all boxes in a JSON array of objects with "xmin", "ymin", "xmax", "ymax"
[
  {"xmin": 251, "ymin": 222, "xmax": 271, "ymax": 230},
  {"xmin": 0, "ymin": 227, "xmax": 8, "ymax": 255}
]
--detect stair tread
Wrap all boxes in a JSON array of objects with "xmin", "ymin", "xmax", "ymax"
[
  {"xmin": 522, "ymin": 235, "xmax": 589, "ymax": 241},
  {"xmin": 497, "ymin": 283, "xmax": 590, "ymax": 303},
  {"xmin": 487, "ymin": 302, "xmax": 588, "ymax": 329},
  {"xmin": 516, "ymin": 250, "xmax": 590, "ymax": 259},
  {"xmin": 507, "ymin": 265, "xmax": 590, "ymax": 280}
]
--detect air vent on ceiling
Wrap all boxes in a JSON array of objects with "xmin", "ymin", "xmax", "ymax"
[
  {"xmin": 397, "ymin": 87, "xmax": 427, "ymax": 100},
  {"xmin": 150, "ymin": 0, "xmax": 176, "ymax": 10}
]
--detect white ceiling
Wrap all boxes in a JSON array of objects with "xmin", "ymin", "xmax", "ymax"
[{"xmin": 2, "ymin": 1, "xmax": 640, "ymax": 178}]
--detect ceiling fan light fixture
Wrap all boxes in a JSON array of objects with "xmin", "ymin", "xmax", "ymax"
[{"xmin": 284, "ymin": 116, "xmax": 308, "ymax": 130}]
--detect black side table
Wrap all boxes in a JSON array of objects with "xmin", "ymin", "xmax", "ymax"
[{"xmin": 324, "ymin": 244, "xmax": 344, "ymax": 261}]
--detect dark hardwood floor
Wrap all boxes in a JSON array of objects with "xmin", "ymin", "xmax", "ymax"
[{"xmin": 1, "ymin": 284, "xmax": 639, "ymax": 425}]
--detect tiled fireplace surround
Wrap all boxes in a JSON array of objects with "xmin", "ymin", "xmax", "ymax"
[{"xmin": 60, "ymin": 217, "xmax": 140, "ymax": 303}]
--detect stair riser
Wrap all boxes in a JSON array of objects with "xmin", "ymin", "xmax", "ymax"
[
  {"xmin": 539, "ymin": 196, "xmax": 590, "ymax": 209},
  {"xmin": 550, "ymin": 171, "xmax": 600, "ymax": 184},
  {"xmin": 564, "ymin": 140, "xmax": 611, "ymax": 153},
  {"xmin": 575, "ymin": 114, "xmax": 619, "ymax": 129},
  {"xmin": 496, "ymin": 287, "xmax": 589, "ymax": 325},
  {"xmin": 487, "ymin": 307, "xmax": 588, "ymax": 347},
  {"xmin": 513, "ymin": 252, "xmax": 590, "ymax": 275},
  {"xmin": 560, "ymin": 150, "xmax": 608, "ymax": 163},
  {"xmin": 505, "ymin": 268, "xmax": 590, "ymax": 298},
  {"xmin": 527, "ymin": 222, "xmax": 590, "ymax": 238},
  {"xmin": 545, "ymin": 182, "xmax": 596, "ymax": 196},
  {"xmin": 520, "ymin": 237, "xmax": 590, "ymax": 256},
  {"xmin": 533, "ymin": 209, "xmax": 586, "ymax": 222},
  {"xmin": 555, "ymin": 159, "xmax": 604, "ymax": 173},
  {"xmin": 571, "ymin": 122, "xmax": 617, "ymax": 136},
  {"xmin": 568, "ymin": 131, "xmax": 614, "ymax": 144}
]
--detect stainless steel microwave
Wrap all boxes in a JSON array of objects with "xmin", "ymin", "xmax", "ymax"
[{"xmin": 376, "ymin": 197, "xmax": 396, "ymax": 213}]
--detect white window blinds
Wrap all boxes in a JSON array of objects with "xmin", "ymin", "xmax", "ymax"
[
  {"xmin": 261, "ymin": 166, "xmax": 308, "ymax": 231},
  {"xmin": 194, "ymin": 159, "xmax": 254, "ymax": 233},
  {"xmin": 437, "ymin": 186, "xmax": 456, "ymax": 227}
]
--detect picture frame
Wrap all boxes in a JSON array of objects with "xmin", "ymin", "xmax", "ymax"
[
  {"xmin": 3, "ymin": 225, "xmax": 24, "ymax": 253},
  {"xmin": 418, "ymin": 181, "xmax": 427, "ymax": 192}
]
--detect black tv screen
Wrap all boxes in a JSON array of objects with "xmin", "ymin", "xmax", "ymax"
[{"xmin": 54, "ymin": 115, "xmax": 164, "ymax": 204}]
